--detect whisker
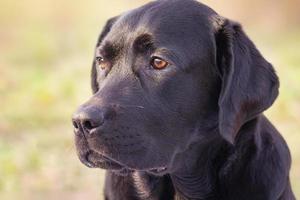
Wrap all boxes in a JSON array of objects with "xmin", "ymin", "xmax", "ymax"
[{"xmin": 110, "ymin": 103, "xmax": 145, "ymax": 109}]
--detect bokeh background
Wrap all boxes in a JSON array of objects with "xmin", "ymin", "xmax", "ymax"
[{"xmin": 0, "ymin": 0, "xmax": 299, "ymax": 199}]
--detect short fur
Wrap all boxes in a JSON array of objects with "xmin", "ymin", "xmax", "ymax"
[{"xmin": 72, "ymin": 0, "xmax": 295, "ymax": 199}]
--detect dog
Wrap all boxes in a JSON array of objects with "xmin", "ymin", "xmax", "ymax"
[{"xmin": 72, "ymin": 0, "xmax": 295, "ymax": 199}]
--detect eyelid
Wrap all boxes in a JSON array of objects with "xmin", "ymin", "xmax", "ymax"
[
  {"xmin": 95, "ymin": 56, "xmax": 103, "ymax": 61},
  {"xmin": 95, "ymin": 55, "xmax": 111, "ymax": 72},
  {"xmin": 96, "ymin": 54, "xmax": 110, "ymax": 66},
  {"xmin": 151, "ymin": 54, "xmax": 173, "ymax": 66},
  {"xmin": 96, "ymin": 55, "xmax": 105, "ymax": 62}
]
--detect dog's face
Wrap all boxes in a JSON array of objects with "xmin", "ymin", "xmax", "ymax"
[{"xmin": 73, "ymin": 0, "xmax": 278, "ymax": 175}]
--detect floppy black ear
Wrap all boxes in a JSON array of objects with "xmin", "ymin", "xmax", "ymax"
[
  {"xmin": 214, "ymin": 17, "xmax": 279, "ymax": 144},
  {"xmin": 91, "ymin": 16, "xmax": 119, "ymax": 93}
]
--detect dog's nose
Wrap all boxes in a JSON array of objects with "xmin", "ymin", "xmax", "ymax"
[{"xmin": 72, "ymin": 106, "xmax": 115, "ymax": 135}]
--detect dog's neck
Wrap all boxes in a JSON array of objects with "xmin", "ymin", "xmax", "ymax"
[
  {"xmin": 132, "ymin": 171, "xmax": 175, "ymax": 200},
  {"xmin": 132, "ymin": 171, "xmax": 163, "ymax": 199},
  {"xmin": 169, "ymin": 136, "xmax": 227, "ymax": 200},
  {"xmin": 132, "ymin": 136, "xmax": 229, "ymax": 200},
  {"xmin": 130, "ymin": 119, "xmax": 261, "ymax": 200}
]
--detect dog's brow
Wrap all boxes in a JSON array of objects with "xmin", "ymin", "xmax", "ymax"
[
  {"xmin": 97, "ymin": 42, "xmax": 118, "ymax": 60},
  {"xmin": 133, "ymin": 34, "xmax": 154, "ymax": 53}
]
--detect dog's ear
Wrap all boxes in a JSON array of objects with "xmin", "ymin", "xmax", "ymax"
[
  {"xmin": 91, "ymin": 16, "xmax": 119, "ymax": 93},
  {"xmin": 214, "ymin": 17, "xmax": 279, "ymax": 144}
]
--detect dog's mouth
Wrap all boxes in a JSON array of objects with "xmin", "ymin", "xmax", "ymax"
[
  {"xmin": 75, "ymin": 133, "xmax": 168, "ymax": 175},
  {"xmin": 148, "ymin": 167, "xmax": 168, "ymax": 175},
  {"xmin": 79, "ymin": 149, "xmax": 168, "ymax": 175},
  {"xmin": 80, "ymin": 150, "xmax": 126, "ymax": 170}
]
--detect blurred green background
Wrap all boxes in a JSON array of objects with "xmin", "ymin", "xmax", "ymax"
[{"xmin": 0, "ymin": 0, "xmax": 299, "ymax": 199}]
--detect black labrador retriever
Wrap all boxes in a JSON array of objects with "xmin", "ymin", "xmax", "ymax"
[{"xmin": 72, "ymin": 0, "xmax": 295, "ymax": 199}]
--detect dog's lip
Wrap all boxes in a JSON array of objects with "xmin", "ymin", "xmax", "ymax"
[
  {"xmin": 80, "ymin": 150, "xmax": 126, "ymax": 170},
  {"xmin": 81, "ymin": 151, "xmax": 168, "ymax": 173},
  {"xmin": 148, "ymin": 166, "xmax": 168, "ymax": 174}
]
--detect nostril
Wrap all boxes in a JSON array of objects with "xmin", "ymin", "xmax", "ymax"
[
  {"xmin": 72, "ymin": 120, "xmax": 79, "ymax": 129},
  {"xmin": 83, "ymin": 120, "xmax": 94, "ymax": 130}
]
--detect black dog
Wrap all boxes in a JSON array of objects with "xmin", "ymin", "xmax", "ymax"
[{"xmin": 72, "ymin": 0, "xmax": 295, "ymax": 199}]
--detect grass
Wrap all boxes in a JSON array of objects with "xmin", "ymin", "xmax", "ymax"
[{"xmin": 0, "ymin": 0, "xmax": 299, "ymax": 199}]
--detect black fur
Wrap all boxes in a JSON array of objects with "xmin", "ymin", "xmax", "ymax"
[{"xmin": 72, "ymin": 0, "xmax": 295, "ymax": 199}]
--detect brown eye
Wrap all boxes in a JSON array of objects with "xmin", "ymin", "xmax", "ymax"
[
  {"xmin": 96, "ymin": 56, "xmax": 106, "ymax": 70},
  {"xmin": 151, "ymin": 57, "xmax": 168, "ymax": 70}
]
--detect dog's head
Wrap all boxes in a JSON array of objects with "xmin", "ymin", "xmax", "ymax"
[{"xmin": 72, "ymin": 0, "xmax": 278, "ymax": 175}]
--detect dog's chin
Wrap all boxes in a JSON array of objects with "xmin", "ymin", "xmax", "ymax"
[
  {"xmin": 78, "ymin": 149, "xmax": 169, "ymax": 176},
  {"xmin": 79, "ymin": 150, "xmax": 125, "ymax": 170}
]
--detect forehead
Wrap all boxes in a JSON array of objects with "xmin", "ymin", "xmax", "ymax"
[{"xmin": 99, "ymin": 0, "xmax": 217, "ymax": 57}]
